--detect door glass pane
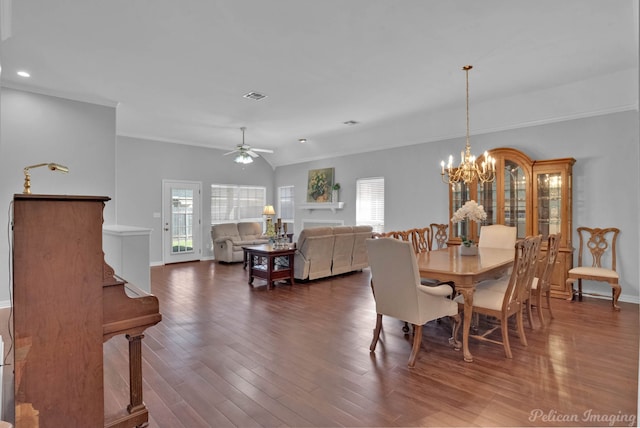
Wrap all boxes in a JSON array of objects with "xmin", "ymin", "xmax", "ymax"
[
  {"xmin": 172, "ymin": 189, "xmax": 194, "ymax": 254},
  {"xmin": 537, "ymin": 172, "xmax": 562, "ymax": 239},
  {"xmin": 504, "ymin": 160, "xmax": 527, "ymax": 239}
]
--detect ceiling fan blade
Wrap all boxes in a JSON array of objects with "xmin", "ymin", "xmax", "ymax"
[
  {"xmin": 246, "ymin": 150, "xmax": 260, "ymax": 158},
  {"xmin": 251, "ymin": 148, "xmax": 274, "ymax": 154},
  {"xmin": 223, "ymin": 149, "xmax": 240, "ymax": 156}
]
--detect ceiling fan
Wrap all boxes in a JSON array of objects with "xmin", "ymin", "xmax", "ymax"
[{"xmin": 224, "ymin": 127, "xmax": 274, "ymax": 164}]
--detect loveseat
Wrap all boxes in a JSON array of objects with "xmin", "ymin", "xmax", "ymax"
[
  {"xmin": 294, "ymin": 225, "xmax": 373, "ymax": 280},
  {"xmin": 211, "ymin": 222, "xmax": 269, "ymax": 263}
]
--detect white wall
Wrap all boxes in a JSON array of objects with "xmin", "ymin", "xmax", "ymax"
[
  {"xmin": 275, "ymin": 110, "xmax": 640, "ymax": 304},
  {"xmin": 0, "ymin": 88, "xmax": 116, "ymax": 304},
  {"xmin": 115, "ymin": 136, "xmax": 274, "ymax": 264}
]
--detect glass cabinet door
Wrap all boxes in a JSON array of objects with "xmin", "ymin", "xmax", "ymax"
[
  {"xmin": 503, "ymin": 160, "xmax": 528, "ymax": 239},
  {"xmin": 477, "ymin": 180, "xmax": 496, "ymax": 225},
  {"xmin": 536, "ymin": 172, "xmax": 563, "ymax": 240}
]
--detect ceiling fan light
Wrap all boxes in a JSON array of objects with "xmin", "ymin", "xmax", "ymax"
[{"xmin": 234, "ymin": 153, "xmax": 253, "ymax": 164}]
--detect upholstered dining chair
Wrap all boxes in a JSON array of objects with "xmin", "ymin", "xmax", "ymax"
[
  {"xmin": 566, "ymin": 227, "xmax": 621, "ymax": 311},
  {"xmin": 478, "ymin": 224, "xmax": 517, "ymax": 249},
  {"xmin": 429, "ymin": 223, "xmax": 449, "ymax": 250},
  {"xmin": 382, "ymin": 228, "xmax": 453, "ymax": 332},
  {"xmin": 366, "ymin": 237, "xmax": 460, "ymax": 367},
  {"xmin": 529, "ymin": 233, "xmax": 561, "ymax": 327},
  {"xmin": 454, "ymin": 235, "xmax": 541, "ymax": 358}
]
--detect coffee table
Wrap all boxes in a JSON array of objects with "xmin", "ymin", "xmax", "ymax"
[{"xmin": 243, "ymin": 244, "xmax": 296, "ymax": 289}]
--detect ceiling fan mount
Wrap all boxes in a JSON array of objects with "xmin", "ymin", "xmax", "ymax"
[{"xmin": 223, "ymin": 127, "xmax": 274, "ymax": 164}]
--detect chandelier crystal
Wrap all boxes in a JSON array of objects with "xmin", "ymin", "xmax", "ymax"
[{"xmin": 441, "ymin": 65, "xmax": 495, "ymax": 186}]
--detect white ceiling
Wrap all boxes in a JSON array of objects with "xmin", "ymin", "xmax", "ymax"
[{"xmin": 1, "ymin": 1, "xmax": 638, "ymax": 167}]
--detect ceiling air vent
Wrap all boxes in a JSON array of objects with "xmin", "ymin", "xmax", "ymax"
[
  {"xmin": 343, "ymin": 120, "xmax": 359, "ymax": 126},
  {"xmin": 243, "ymin": 91, "xmax": 267, "ymax": 101}
]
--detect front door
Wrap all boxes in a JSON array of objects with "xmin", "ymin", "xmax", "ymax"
[{"xmin": 162, "ymin": 180, "xmax": 202, "ymax": 264}]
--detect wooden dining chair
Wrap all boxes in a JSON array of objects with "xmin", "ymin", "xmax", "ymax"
[
  {"xmin": 429, "ymin": 223, "xmax": 449, "ymax": 250},
  {"xmin": 529, "ymin": 233, "xmax": 561, "ymax": 327},
  {"xmin": 410, "ymin": 227, "xmax": 431, "ymax": 254},
  {"xmin": 366, "ymin": 238, "xmax": 460, "ymax": 367},
  {"xmin": 566, "ymin": 227, "xmax": 621, "ymax": 311},
  {"xmin": 454, "ymin": 235, "xmax": 541, "ymax": 358}
]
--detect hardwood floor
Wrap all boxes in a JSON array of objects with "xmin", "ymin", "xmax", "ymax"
[
  {"xmin": 8, "ymin": 259, "xmax": 638, "ymax": 427},
  {"xmin": 101, "ymin": 261, "xmax": 639, "ymax": 427}
]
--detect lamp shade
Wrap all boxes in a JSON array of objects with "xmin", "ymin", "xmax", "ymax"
[{"xmin": 263, "ymin": 205, "xmax": 275, "ymax": 216}]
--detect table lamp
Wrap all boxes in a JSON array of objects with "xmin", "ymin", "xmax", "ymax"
[{"xmin": 263, "ymin": 205, "xmax": 276, "ymax": 237}]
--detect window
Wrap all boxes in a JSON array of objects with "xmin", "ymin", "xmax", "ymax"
[
  {"xmin": 211, "ymin": 184, "xmax": 266, "ymax": 224},
  {"xmin": 356, "ymin": 177, "xmax": 384, "ymax": 233},
  {"xmin": 278, "ymin": 185, "xmax": 295, "ymax": 225}
]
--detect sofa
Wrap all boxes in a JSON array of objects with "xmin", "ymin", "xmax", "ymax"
[
  {"xmin": 211, "ymin": 222, "xmax": 269, "ymax": 263},
  {"xmin": 294, "ymin": 225, "xmax": 373, "ymax": 280}
]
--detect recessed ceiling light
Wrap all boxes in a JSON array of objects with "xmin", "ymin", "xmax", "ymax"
[
  {"xmin": 17, "ymin": 70, "xmax": 30, "ymax": 78},
  {"xmin": 243, "ymin": 91, "xmax": 267, "ymax": 101},
  {"xmin": 298, "ymin": 138, "xmax": 307, "ymax": 143},
  {"xmin": 343, "ymin": 120, "xmax": 359, "ymax": 126}
]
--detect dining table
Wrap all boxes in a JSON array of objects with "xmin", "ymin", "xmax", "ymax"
[{"xmin": 416, "ymin": 246, "xmax": 515, "ymax": 362}]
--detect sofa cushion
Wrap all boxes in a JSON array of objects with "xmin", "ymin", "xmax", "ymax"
[
  {"xmin": 238, "ymin": 222, "xmax": 265, "ymax": 241},
  {"xmin": 296, "ymin": 227, "xmax": 334, "ymax": 247},
  {"xmin": 352, "ymin": 226, "xmax": 373, "ymax": 270},
  {"xmin": 332, "ymin": 226, "xmax": 355, "ymax": 275},
  {"xmin": 211, "ymin": 223, "xmax": 241, "ymax": 242}
]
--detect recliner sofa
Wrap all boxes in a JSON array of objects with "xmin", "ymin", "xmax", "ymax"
[
  {"xmin": 294, "ymin": 225, "xmax": 373, "ymax": 280},
  {"xmin": 211, "ymin": 222, "xmax": 269, "ymax": 263}
]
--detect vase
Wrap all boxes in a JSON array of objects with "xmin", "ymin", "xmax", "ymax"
[
  {"xmin": 332, "ymin": 189, "xmax": 338, "ymax": 202},
  {"xmin": 460, "ymin": 244, "xmax": 478, "ymax": 256}
]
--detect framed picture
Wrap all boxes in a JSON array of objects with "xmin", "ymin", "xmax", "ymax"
[{"xmin": 307, "ymin": 167, "xmax": 334, "ymax": 202}]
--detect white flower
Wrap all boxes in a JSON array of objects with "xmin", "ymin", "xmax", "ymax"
[{"xmin": 451, "ymin": 200, "xmax": 487, "ymax": 224}]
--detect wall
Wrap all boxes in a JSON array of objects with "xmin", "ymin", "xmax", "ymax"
[
  {"xmin": 1, "ymin": 88, "xmax": 637, "ymax": 304},
  {"xmin": 0, "ymin": 88, "xmax": 116, "ymax": 304},
  {"xmin": 115, "ymin": 136, "xmax": 274, "ymax": 264},
  {"xmin": 275, "ymin": 110, "xmax": 640, "ymax": 304}
]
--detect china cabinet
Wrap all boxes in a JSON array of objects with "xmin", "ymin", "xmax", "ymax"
[{"xmin": 447, "ymin": 147, "xmax": 576, "ymax": 298}]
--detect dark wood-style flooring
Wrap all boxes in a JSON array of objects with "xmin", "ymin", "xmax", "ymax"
[{"xmin": 100, "ymin": 261, "xmax": 639, "ymax": 427}]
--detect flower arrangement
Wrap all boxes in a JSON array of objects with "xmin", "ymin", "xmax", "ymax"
[
  {"xmin": 332, "ymin": 182, "xmax": 341, "ymax": 191},
  {"xmin": 451, "ymin": 200, "xmax": 487, "ymax": 247}
]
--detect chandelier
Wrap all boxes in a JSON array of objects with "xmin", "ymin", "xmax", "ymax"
[{"xmin": 441, "ymin": 65, "xmax": 495, "ymax": 185}]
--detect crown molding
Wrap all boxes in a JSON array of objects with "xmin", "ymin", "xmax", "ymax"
[{"xmin": 1, "ymin": 80, "xmax": 119, "ymax": 108}]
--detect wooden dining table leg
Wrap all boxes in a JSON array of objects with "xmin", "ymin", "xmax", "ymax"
[{"xmin": 458, "ymin": 287, "xmax": 475, "ymax": 363}]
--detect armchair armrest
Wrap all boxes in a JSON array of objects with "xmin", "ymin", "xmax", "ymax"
[
  {"xmin": 417, "ymin": 283, "xmax": 454, "ymax": 297},
  {"xmin": 213, "ymin": 236, "xmax": 234, "ymax": 244}
]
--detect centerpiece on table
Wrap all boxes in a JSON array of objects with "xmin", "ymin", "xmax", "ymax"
[{"xmin": 451, "ymin": 200, "xmax": 487, "ymax": 256}]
